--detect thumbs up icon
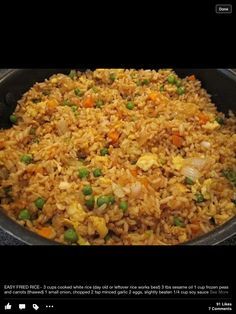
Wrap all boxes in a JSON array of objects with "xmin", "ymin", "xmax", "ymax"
[{"xmin": 4, "ymin": 303, "xmax": 12, "ymax": 310}]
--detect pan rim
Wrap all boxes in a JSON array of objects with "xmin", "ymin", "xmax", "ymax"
[{"xmin": 0, "ymin": 68, "xmax": 235, "ymax": 245}]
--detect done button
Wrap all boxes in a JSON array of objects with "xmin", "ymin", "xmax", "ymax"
[{"xmin": 215, "ymin": 4, "xmax": 232, "ymax": 14}]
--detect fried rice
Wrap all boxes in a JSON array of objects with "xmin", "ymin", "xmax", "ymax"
[{"xmin": 0, "ymin": 69, "xmax": 236, "ymax": 245}]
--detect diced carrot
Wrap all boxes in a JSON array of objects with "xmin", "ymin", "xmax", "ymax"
[
  {"xmin": 47, "ymin": 99, "xmax": 58, "ymax": 109},
  {"xmin": 188, "ymin": 75, "xmax": 196, "ymax": 81},
  {"xmin": 172, "ymin": 131, "xmax": 180, "ymax": 136},
  {"xmin": 27, "ymin": 165, "xmax": 44, "ymax": 174},
  {"xmin": 83, "ymin": 96, "xmax": 94, "ymax": 108},
  {"xmin": 14, "ymin": 200, "xmax": 27, "ymax": 209},
  {"xmin": 36, "ymin": 227, "xmax": 54, "ymax": 239},
  {"xmin": 47, "ymin": 99, "xmax": 58, "ymax": 114},
  {"xmin": 0, "ymin": 141, "xmax": 5, "ymax": 150},
  {"xmin": 31, "ymin": 167, "xmax": 47, "ymax": 176},
  {"xmin": 71, "ymin": 97, "xmax": 81, "ymax": 106},
  {"xmin": 198, "ymin": 113, "xmax": 209, "ymax": 125},
  {"xmin": 139, "ymin": 176, "xmax": 149, "ymax": 188},
  {"xmin": 34, "ymin": 166, "xmax": 44, "ymax": 175},
  {"xmin": 130, "ymin": 168, "xmax": 138, "ymax": 177},
  {"xmin": 48, "ymin": 147, "xmax": 57, "ymax": 159},
  {"xmin": 152, "ymin": 109, "xmax": 159, "ymax": 117},
  {"xmin": 189, "ymin": 224, "xmax": 200, "ymax": 235},
  {"xmin": 108, "ymin": 130, "xmax": 120, "ymax": 144},
  {"xmin": 172, "ymin": 134, "xmax": 183, "ymax": 147},
  {"xmin": 148, "ymin": 92, "xmax": 159, "ymax": 102},
  {"xmin": 118, "ymin": 177, "xmax": 130, "ymax": 185}
]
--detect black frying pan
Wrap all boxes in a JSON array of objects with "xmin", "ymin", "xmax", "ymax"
[{"xmin": 0, "ymin": 69, "xmax": 236, "ymax": 245}]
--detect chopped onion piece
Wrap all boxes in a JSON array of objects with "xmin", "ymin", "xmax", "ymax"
[
  {"xmin": 181, "ymin": 165, "xmax": 200, "ymax": 182},
  {"xmin": 130, "ymin": 181, "xmax": 142, "ymax": 196},
  {"xmin": 185, "ymin": 157, "xmax": 207, "ymax": 170},
  {"xmin": 96, "ymin": 203, "xmax": 107, "ymax": 215},
  {"xmin": 59, "ymin": 181, "xmax": 71, "ymax": 190},
  {"xmin": 57, "ymin": 118, "xmax": 68, "ymax": 135},
  {"xmin": 112, "ymin": 183, "xmax": 125, "ymax": 198},
  {"xmin": 201, "ymin": 141, "xmax": 211, "ymax": 149}
]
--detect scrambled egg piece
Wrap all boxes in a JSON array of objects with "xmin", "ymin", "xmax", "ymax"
[
  {"xmin": 27, "ymin": 107, "xmax": 38, "ymax": 117},
  {"xmin": 59, "ymin": 181, "xmax": 71, "ymax": 190},
  {"xmin": 78, "ymin": 236, "xmax": 90, "ymax": 245},
  {"xmin": 136, "ymin": 153, "xmax": 158, "ymax": 171},
  {"xmin": 47, "ymin": 99, "xmax": 58, "ymax": 109},
  {"xmin": 171, "ymin": 183, "xmax": 188, "ymax": 194},
  {"xmin": 201, "ymin": 179, "xmax": 213, "ymax": 200},
  {"xmin": 98, "ymin": 177, "xmax": 112, "ymax": 185},
  {"xmin": 66, "ymin": 202, "xmax": 87, "ymax": 223},
  {"xmin": 51, "ymin": 77, "xmax": 58, "ymax": 84},
  {"xmin": 27, "ymin": 101, "xmax": 49, "ymax": 117},
  {"xmin": 172, "ymin": 155, "xmax": 185, "ymax": 170},
  {"xmin": 191, "ymin": 180, "xmax": 201, "ymax": 194},
  {"xmin": 88, "ymin": 216, "xmax": 108, "ymax": 238},
  {"xmin": 203, "ymin": 121, "xmax": 221, "ymax": 131},
  {"xmin": 92, "ymin": 156, "xmax": 109, "ymax": 164},
  {"xmin": 178, "ymin": 102, "xmax": 200, "ymax": 116}
]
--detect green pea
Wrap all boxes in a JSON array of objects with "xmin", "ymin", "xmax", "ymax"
[
  {"xmin": 93, "ymin": 168, "xmax": 102, "ymax": 177},
  {"xmin": 177, "ymin": 86, "xmax": 185, "ymax": 95},
  {"xmin": 69, "ymin": 70, "xmax": 77, "ymax": 79},
  {"xmin": 104, "ymin": 232, "xmax": 111, "ymax": 241},
  {"xmin": 167, "ymin": 75, "xmax": 176, "ymax": 84},
  {"xmin": 85, "ymin": 195, "xmax": 95, "ymax": 209},
  {"xmin": 74, "ymin": 88, "xmax": 84, "ymax": 97},
  {"xmin": 34, "ymin": 197, "xmax": 46, "ymax": 209},
  {"xmin": 64, "ymin": 228, "xmax": 78, "ymax": 243},
  {"xmin": 92, "ymin": 86, "xmax": 98, "ymax": 93},
  {"xmin": 175, "ymin": 79, "xmax": 182, "ymax": 87},
  {"xmin": 62, "ymin": 100, "xmax": 75, "ymax": 107},
  {"xmin": 136, "ymin": 80, "xmax": 142, "ymax": 86},
  {"xmin": 20, "ymin": 154, "xmax": 33, "ymax": 165},
  {"xmin": 10, "ymin": 115, "xmax": 17, "ymax": 124},
  {"xmin": 95, "ymin": 100, "xmax": 104, "ymax": 108},
  {"xmin": 71, "ymin": 106, "xmax": 78, "ymax": 112},
  {"xmin": 97, "ymin": 196, "xmax": 110, "ymax": 207},
  {"xmin": 119, "ymin": 201, "xmax": 128, "ymax": 213},
  {"xmin": 109, "ymin": 73, "xmax": 116, "ymax": 82},
  {"xmin": 100, "ymin": 148, "xmax": 109, "ymax": 156},
  {"xmin": 82, "ymin": 185, "xmax": 93, "ymax": 196},
  {"xmin": 108, "ymin": 194, "xmax": 115, "ymax": 205},
  {"xmin": 136, "ymin": 79, "xmax": 150, "ymax": 86},
  {"xmin": 18, "ymin": 209, "xmax": 31, "ymax": 220},
  {"xmin": 126, "ymin": 102, "xmax": 135, "ymax": 110},
  {"xmin": 29, "ymin": 127, "xmax": 36, "ymax": 135},
  {"xmin": 222, "ymin": 169, "xmax": 236, "ymax": 187},
  {"xmin": 142, "ymin": 79, "xmax": 150, "ymax": 85},
  {"xmin": 159, "ymin": 85, "xmax": 164, "ymax": 92},
  {"xmin": 215, "ymin": 117, "xmax": 224, "ymax": 125},
  {"xmin": 185, "ymin": 177, "xmax": 194, "ymax": 185},
  {"xmin": 61, "ymin": 100, "xmax": 68, "ymax": 106},
  {"xmin": 173, "ymin": 216, "xmax": 185, "ymax": 227},
  {"xmin": 195, "ymin": 193, "xmax": 205, "ymax": 203},
  {"xmin": 78, "ymin": 168, "xmax": 89, "ymax": 179}
]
